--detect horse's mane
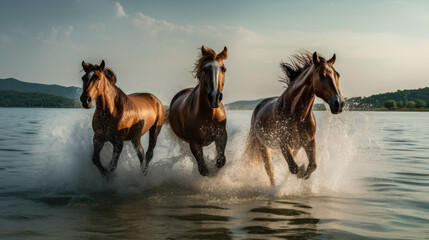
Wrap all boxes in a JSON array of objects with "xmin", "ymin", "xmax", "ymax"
[
  {"xmin": 280, "ymin": 50, "xmax": 326, "ymax": 88},
  {"xmin": 192, "ymin": 47, "xmax": 217, "ymax": 80},
  {"xmin": 104, "ymin": 67, "xmax": 117, "ymax": 84}
]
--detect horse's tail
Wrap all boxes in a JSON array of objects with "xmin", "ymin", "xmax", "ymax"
[
  {"xmin": 245, "ymin": 128, "xmax": 262, "ymax": 167},
  {"xmin": 163, "ymin": 107, "xmax": 170, "ymax": 125}
]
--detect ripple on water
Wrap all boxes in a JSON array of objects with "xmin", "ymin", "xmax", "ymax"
[
  {"xmin": 1, "ymin": 109, "xmax": 429, "ymax": 239},
  {"xmin": 174, "ymin": 214, "xmax": 229, "ymax": 222},
  {"xmin": 0, "ymin": 148, "xmax": 23, "ymax": 152},
  {"xmin": 249, "ymin": 207, "xmax": 306, "ymax": 216}
]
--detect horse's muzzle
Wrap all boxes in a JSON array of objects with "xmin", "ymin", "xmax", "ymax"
[
  {"xmin": 329, "ymin": 95, "xmax": 345, "ymax": 114},
  {"xmin": 80, "ymin": 95, "xmax": 92, "ymax": 109},
  {"xmin": 208, "ymin": 91, "xmax": 222, "ymax": 109}
]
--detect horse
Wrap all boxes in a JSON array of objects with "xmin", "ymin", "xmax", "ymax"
[
  {"xmin": 79, "ymin": 60, "xmax": 165, "ymax": 176},
  {"xmin": 246, "ymin": 50, "xmax": 344, "ymax": 186},
  {"xmin": 168, "ymin": 46, "xmax": 228, "ymax": 176}
]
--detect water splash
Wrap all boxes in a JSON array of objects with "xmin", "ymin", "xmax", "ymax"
[{"xmin": 33, "ymin": 110, "xmax": 380, "ymax": 199}]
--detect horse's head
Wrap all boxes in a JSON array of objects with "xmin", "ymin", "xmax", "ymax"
[
  {"xmin": 195, "ymin": 46, "xmax": 228, "ymax": 109},
  {"xmin": 80, "ymin": 60, "xmax": 111, "ymax": 109},
  {"xmin": 311, "ymin": 52, "xmax": 345, "ymax": 114}
]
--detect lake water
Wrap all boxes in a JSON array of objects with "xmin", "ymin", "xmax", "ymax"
[{"xmin": 0, "ymin": 108, "xmax": 428, "ymax": 239}]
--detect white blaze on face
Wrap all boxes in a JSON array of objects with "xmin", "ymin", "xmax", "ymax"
[
  {"xmin": 87, "ymin": 71, "xmax": 94, "ymax": 80},
  {"xmin": 205, "ymin": 61, "xmax": 220, "ymax": 92}
]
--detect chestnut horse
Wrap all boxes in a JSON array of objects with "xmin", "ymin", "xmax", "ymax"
[
  {"xmin": 247, "ymin": 51, "xmax": 344, "ymax": 185},
  {"xmin": 80, "ymin": 60, "xmax": 165, "ymax": 176},
  {"xmin": 168, "ymin": 46, "xmax": 228, "ymax": 176}
]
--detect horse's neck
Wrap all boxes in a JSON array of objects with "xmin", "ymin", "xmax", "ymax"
[
  {"xmin": 278, "ymin": 66, "xmax": 315, "ymax": 119},
  {"xmin": 96, "ymin": 81, "xmax": 125, "ymax": 117},
  {"xmin": 194, "ymin": 83, "xmax": 212, "ymax": 115}
]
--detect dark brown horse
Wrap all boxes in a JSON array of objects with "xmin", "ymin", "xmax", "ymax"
[
  {"xmin": 247, "ymin": 51, "xmax": 344, "ymax": 185},
  {"xmin": 168, "ymin": 46, "xmax": 228, "ymax": 176},
  {"xmin": 80, "ymin": 60, "xmax": 165, "ymax": 176}
]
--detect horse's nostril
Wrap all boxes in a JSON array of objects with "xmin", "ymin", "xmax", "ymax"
[
  {"xmin": 218, "ymin": 93, "xmax": 223, "ymax": 101},
  {"xmin": 87, "ymin": 97, "xmax": 92, "ymax": 103},
  {"xmin": 334, "ymin": 100, "xmax": 340, "ymax": 109}
]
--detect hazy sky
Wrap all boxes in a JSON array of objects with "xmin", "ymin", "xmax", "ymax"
[{"xmin": 1, "ymin": 0, "xmax": 429, "ymax": 103}]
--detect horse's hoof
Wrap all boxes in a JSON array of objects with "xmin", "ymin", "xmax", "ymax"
[
  {"xmin": 300, "ymin": 164, "xmax": 316, "ymax": 179},
  {"xmin": 303, "ymin": 170, "xmax": 314, "ymax": 179},
  {"xmin": 216, "ymin": 157, "xmax": 226, "ymax": 168},
  {"xmin": 105, "ymin": 171, "xmax": 116, "ymax": 182},
  {"xmin": 289, "ymin": 165, "xmax": 299, "ymax": 174},
  {"xmin": 100, "ymin": 169, "xmax": 108, "ymax": 177},
  {"xmin": 198, "ymin": 165, "xmax": 209, "ymax": 176},
  {"xmin": 142, "ymin": 167, "xmax": 148, "ymax": 176}
]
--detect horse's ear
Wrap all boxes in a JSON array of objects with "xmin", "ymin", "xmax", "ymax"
[
  {"xmin": 99, "ymin": 60, "xmax": 105, "ymax": 71},
  {"xmin": 82, "ymin": 61, "xmax": 89, "ymax": 72},
  {"xmin": 328, "ymin": 53, "xmax": 336, "ymax": 65},
  {"xmin": 201, "ymin": 45, "xmax": 210, "ymax": 56},
  {"xmin": 312, "ymin": 52, "xmax": 320, "ymax": 64},
  {"xmin": 217, "ymin": 46, "xmax": 228, "ymax": 60}
]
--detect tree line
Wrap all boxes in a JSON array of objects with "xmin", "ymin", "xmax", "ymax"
[
  {"xmin": 347, "ymin": 87, "xmax": 429, "ymax": 110},
  {"xmin": 0, "ymin": 90, "xmax": 80, "ymax": 108}
]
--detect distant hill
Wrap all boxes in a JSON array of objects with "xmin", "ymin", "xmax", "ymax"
[
  {"xmin": 347, "ymin": 87, "xmax": 429, "ymax": 110},
  {"xmin": 0, "ymin": 78, "xmax": 82, "ymax": 99},
  {"xmin": 225, "ymin": 87, "xmax": 429, "ymax": 111},
  {"xmin": 0, "ymin": 90, "xmax": 80, "ymax": 108},
  {"xmin": 225, "ymin": 98, "xmax": 326, "ymax": 110},
  {"xmin": 225, "ymin": 98, "xmax": 265, "ymax": 110}
]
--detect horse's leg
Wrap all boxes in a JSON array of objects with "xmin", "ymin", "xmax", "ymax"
[
  {"xmin": 301, "ymin": 139, "xmax": 317, "ymax": 179},
  {"xmin": 145, "ymin": 125, "xmax": 162, "ymax": 164},
  {"xmin": 258, "ymin": 142, "xmax": 275, "ymax": 186},
  {"xmin": 189, "ymin": 142, "xmax": 209, "ymax": 176},
  {"xmin": 109, "ymin": 140, "xmax": 124, "ymax": 173},
  {"xmin": 93, "ymin": 137, "xmax": 107, "ymax": 176},
  {"xmin": 293, "ymin": 148, "xmax": 300, "ymax": 157},
  {"xmin": 280, "ymin": 144, "xmax": 299, "ymax": 175},
  {"xmin": 131, "ymin": 138, "xmax": 145, "ymax": 171},
  {"xmin": 293, "ymin": 147, "xmax": 306, "ymax": 175},
  {"xmin": 215, "ymin": 129, "xmax": 227, "ymax": 168}
]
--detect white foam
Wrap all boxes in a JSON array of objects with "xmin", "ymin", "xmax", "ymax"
[{"xmin": 33, "ymin": 109, "xmax": 380, "ymax": 199}]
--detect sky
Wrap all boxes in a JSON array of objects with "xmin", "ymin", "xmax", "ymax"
[{"xmin": 1, "ymin": 0, "xmax": 429, "ymax": 103}]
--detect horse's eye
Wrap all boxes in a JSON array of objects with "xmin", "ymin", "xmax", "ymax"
[
  {"xmin": 221, "ymin": 66, "xmax": 226, "ymax": 72},
  {"xmin": 319, "ymin": 74, "xmax": 325, "ymax": 81}
]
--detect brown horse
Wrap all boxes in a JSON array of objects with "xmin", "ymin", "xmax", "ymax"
[
  {"xmin": 168, "ymin": 46, "xmax": 228, "ymax": 176},
  {"xmin": 80, "ymin": 60, "xmax": 165, "ymax": 176},
  {"xmin": 247, "ymin": 51, "xmax": 344, "ymax": 186}
]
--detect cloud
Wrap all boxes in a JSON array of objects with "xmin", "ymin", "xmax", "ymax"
[
  {"xmin": 133, "ymin": 12, "xmax": 188, "ymax": 36},
  {"xmin": 133, "ymin": 12, "xmax": 255, "ymax": 39},
  {"xmin": 38, "ymin": 25, "xmax": 73, "ymax": 44},
  {"xmin": 115, "ymin": 2, "xmax": 127, "ymax": 18},
  {"xmin": 1, "ymin": 35, "xmax": 11, "ymax": 43},
  {"xmin": 65, "ymin": 26, "xmax": 73, "ymax": 39},
  {"xmin": 13, "ymin": 28, "xmax": 26, "ymax": 35},
  {"xmin": 89, "ymin": 23, "xmax": 106, "ymax": 32}
]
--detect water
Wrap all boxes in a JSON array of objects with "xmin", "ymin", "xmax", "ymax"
[{"xmin": 0, "ymin": 108, "xmax": 428, "ymax": 239}]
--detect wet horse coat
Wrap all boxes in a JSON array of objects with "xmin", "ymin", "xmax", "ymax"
[
  {"xmin": 247, "ymin": 51, "xmax": 344, "ymax": 185},
  {"xmin": 168, "ymin": 46, "xmax": 228, "ymax": 176},
  {"xmin": 80, "ymin": 60, "xmax": 165, "ymax": 176}
]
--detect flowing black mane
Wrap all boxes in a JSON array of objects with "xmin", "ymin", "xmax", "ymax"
[
  {"xmin": 192, "ymin": 48, "xmax": 217, "ymax": 80},
  {"xmin": 104, "ymin": 68, "xmax": 117, "ymax": 84},
  {"xmin": 280, "ymin": 50, "xmax": 326, "ymax": 88}
]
